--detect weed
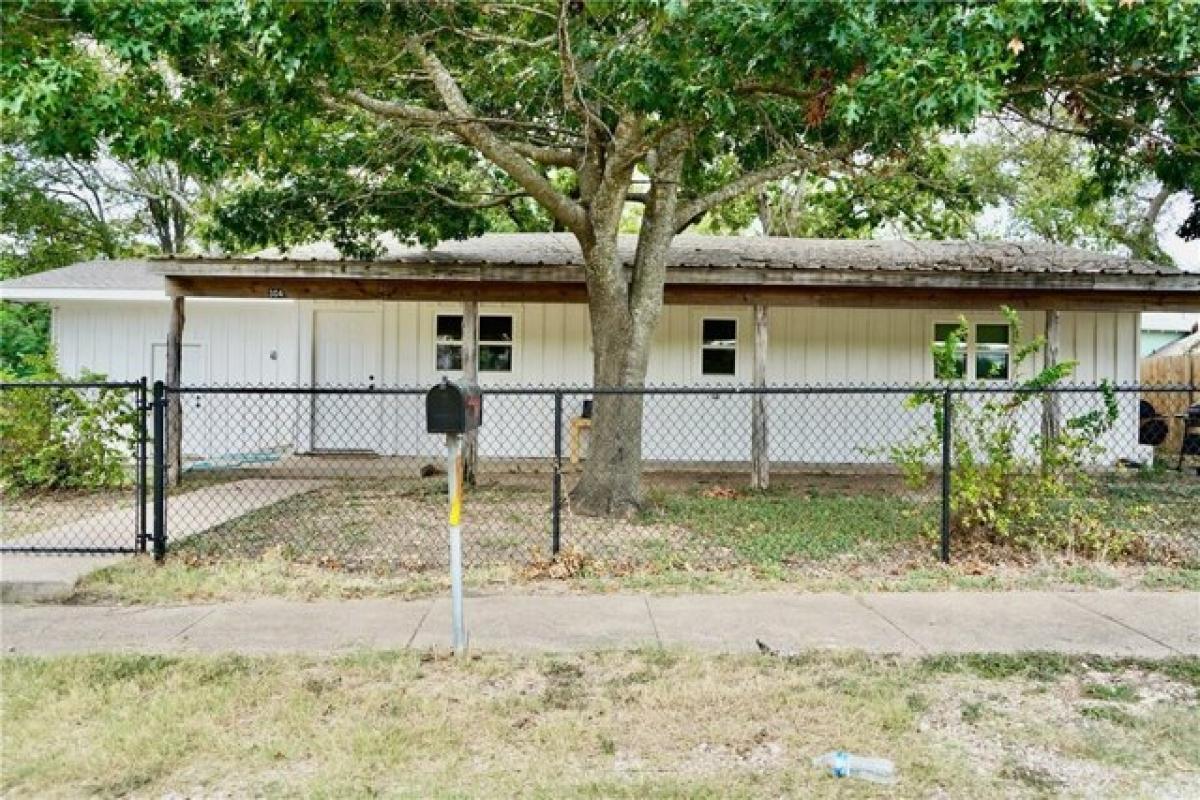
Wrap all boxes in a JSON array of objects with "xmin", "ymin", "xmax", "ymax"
[
  {"xmin": 961, "ymin": 701, "xmax": 987, "ymax": 724},
  {"xmin": 1080, "ymin": 705, "xmax": 1138, "ymax": 727},
  {"xmin": 1082, "ymin": 683, "xmax": 1138, "ymax": 703}
]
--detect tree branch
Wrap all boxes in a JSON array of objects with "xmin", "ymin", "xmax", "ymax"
[
  {"xmin": 425, "ymin": 187, "xmax": 529, "ymax": 209},
  {"xmin": 507, "ymin": 141, "xmax": 582, "ymax": 167},
  {"xmin": 408, "ymin": 38, "xmax": 589, "ymax": 237},
  {"xmin": 673, "ymin": 154, "xmax": 837, "ymax": 233},
  {"xmin": 335, "ymin": 90, "xmax": 449, "ymax": 125}
]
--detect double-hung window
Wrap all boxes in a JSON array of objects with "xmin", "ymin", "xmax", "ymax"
[
  {"xmin": 933, "ymin": 322, "xmax": 1011, "ymax": 381},
  {"xmin": 701, "ymin": 318, "xmax": 737, "ymax": 376},
  {"xmin": 477, "ymin": 315, "xmax": 513, "ymax": 372},
  {"xmin": 435, "ymin": 313, "xmax": 514, "ymax": 373}
]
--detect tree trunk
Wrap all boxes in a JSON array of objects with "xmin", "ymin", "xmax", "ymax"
[
  {"xmin": 569, "ymin": 301, "xmax": 653, "ymax": 518},
  {"xmin": 568, "ymin": 242, "xmax": 660, "ymax": 518}
]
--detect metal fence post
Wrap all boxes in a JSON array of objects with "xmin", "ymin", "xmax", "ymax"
[
  {"xmin": 137, "ymin": 377, "xmax": 149, "ymax": 552},
  {"xmin": 940, "ymin": 387, "xmax": 953, "ymax": 564},
  {"xmin": 152, "ymin": 380, "xmax": 167, "ymax": 562},
  {"xmin": 552, "ymin": 390, "xmax": 563, "ymax": 556}
]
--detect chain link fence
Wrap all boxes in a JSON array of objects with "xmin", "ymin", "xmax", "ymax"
[
  {"xmin": 145, "ymin": 383, "xmax": 1200, "ymax": 574},
  {"xmin": 4, "ymin": 381, "xmax": 1197, "ymax": 572}
]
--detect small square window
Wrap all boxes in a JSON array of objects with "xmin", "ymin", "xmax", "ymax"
[
  {"xmin": 436, "ymin": 344, "xmax": 463, "ymax": 371},
  {"xmin": 932, "ymin": 321, "xmax": 1011, "ymax": 381},
  {"xmin": 933, "ymin": 323, "xmax": 967, "ymax": 380},
  {"xmin": 702, "ymin": 319, "xmax": 737, "ymax": 347},
  {"xmin": 435, "ymin": 313, "xmax": 513, "ymax": 372},
  {"xmin": 436, "ymin": 315, "xmax": 463, "ymax": 342},
  {"xmin": 975, "ymin": 323, "xmax": 1010, "ymax": 380},
  {"xmin": 702, "ymin": 348, "xmax": 736, "ymax": 376},
  {"xmin": 479, "ymin": 315, "xmax": 512, "ymax": 342},
  {"xmin": 701, "ymin": 318, "xmax": 737, "ymax": 376}
]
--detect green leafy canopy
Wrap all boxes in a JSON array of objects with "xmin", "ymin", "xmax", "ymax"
[{"xmin": 3, "ymin": 0, "xmax": 1196, "ymax": 254}]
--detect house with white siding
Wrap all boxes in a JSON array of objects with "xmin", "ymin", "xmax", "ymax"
[{"xmin": 3, "ymin": 234, "xmax": 1197, "ymax": 464}]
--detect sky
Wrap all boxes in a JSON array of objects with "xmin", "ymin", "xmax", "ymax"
[{"xmin": 1157, "ymin": 193, "xmax": 1199, "ymax": 272}]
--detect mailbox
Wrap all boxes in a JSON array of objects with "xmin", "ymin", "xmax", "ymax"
[{"xmin": 426, "ymin": 378, "xmax": 483, "ymax": 434}]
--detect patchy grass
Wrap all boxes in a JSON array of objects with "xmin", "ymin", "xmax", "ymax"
[
  {"xmin": 70, "ymin": 554, "xmax": 1200, "ymax": 605},
  {"xmin": 42, "ymin": 467, "xmax": 1200, "ymax": 603},
  {"xmin": 640, "ymin": 486, "xmax": 933, "ymax": 564},
  {"xmin": 2, "ymin": 650, "xmax": 1196, "ymax": 798}
]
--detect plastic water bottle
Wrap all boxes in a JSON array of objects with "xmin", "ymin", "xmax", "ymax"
[{"xmin": 813, "ymin": 751, "xmax": 897, "ymax": 784}]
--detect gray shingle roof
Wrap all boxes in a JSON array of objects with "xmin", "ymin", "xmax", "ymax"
[
  {"xmin": 0, "ymin": 259, "xmax": 162, "ymax": 292},
  {"xmin": 232, "ymin": 233, "xmax": 1170, "ymax": 275},
  {"xmin": 0, "ymin": 234, "xmax": 1180, "ymax": 295}
]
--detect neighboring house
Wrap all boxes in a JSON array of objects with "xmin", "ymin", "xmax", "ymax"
[
  {"xmin": 1141, "ymin": 312, "xmax": 1200, "ymax": 357},
  {"xmin": 3, "ymin": 234, "xmax": 1197, "ymax": 464}
]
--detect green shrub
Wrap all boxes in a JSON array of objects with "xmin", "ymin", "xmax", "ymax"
[
  {"xmin": 0, "ymin": 353, "xmax": 137, "ymax": 492},
  {"xmin": 891, "ymin": 308, "xmax": 1129, "ymax": 558}
]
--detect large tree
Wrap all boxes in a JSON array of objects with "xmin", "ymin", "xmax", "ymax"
[{"xmin": 5, "ymin": 0, "xmax": 1197, "ymax": 514}]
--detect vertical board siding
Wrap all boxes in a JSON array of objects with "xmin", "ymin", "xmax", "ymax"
[{"xmin": 48, "ymin": 300, "xmax": 1143, "ymax": 464}]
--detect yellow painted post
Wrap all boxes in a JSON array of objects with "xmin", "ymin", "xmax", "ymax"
[{"xmin": 446, "ymin": 432, "xmax": 466, "ymax": 654}]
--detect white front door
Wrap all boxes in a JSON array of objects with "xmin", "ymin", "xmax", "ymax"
[{"xmin": 313, "ymin": 308, "xmax": 383, "ymax": 451}]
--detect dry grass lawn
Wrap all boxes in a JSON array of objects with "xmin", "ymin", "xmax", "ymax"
[{"xmin": 2, "ymin": 650, "xmax": 1197, "ymax": 798}]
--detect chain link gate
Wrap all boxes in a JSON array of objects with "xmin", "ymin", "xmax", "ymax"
[{"xmin": 0, "ymin": 379, "xmax": 150, "ymax": 554}]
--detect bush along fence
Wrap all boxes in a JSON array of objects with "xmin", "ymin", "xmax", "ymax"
[
  {"xmin": 0, "ymin": 379, "xmax": 149, "ymax": 554},
  {"xmin": 2, "ymin": 380, "xmax": 1198, "ymax": 570}
]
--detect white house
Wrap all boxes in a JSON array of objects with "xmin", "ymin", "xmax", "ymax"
[{"xmin": 3, "ymin": 234, "xmax": 1197, "ymax": 465}]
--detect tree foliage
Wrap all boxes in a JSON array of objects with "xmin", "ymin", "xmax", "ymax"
[{"xmin": 4, "ymin": 0, "xmax": 1196, "ymax": 513}]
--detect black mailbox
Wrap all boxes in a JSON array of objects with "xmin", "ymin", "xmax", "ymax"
[{"xmin": 426, "ymin": 378, "xmax": 483, "ymax": 434}]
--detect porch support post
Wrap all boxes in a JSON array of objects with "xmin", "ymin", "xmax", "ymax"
[
  {"xmin": 751, "ymin": 304, "xmax": 769, "ymax": 490},
  {"xmin": 462, "ymin": 300, "xmax": 479, "ymax": 487},
  {"xmin": 166, "ymin": 296, "xmax": 185, "ymax": 486},
  {"xmin": 1041, "ymin": 309, "xmax": 1061, "ymax": 462}
]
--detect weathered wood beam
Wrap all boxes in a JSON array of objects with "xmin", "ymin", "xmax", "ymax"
[
  {"xmin": 160, "ymin": 258, "xmax": 1200, "ymax": 291},
  {"xmin": 462, "ymin": 300, "xmax": 479, "ymax": 487},
  {"xmin": 164, "ymin": 276, "xmax": 1200, "ymax": 312},
  {"xmin": 751, "ymin": 305, "xmax": 769, "ymax": 490},
  {"xmin": 1041, "ymin": 310, "xmax": 1062, "ymax": 462},
  {"xmin": 166, "ymin": 296, "xmax": 184, "ymax": 487}
]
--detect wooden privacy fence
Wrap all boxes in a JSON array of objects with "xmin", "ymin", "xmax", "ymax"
[{"xmin": 1141, "ymin": 351, "xmax": 1199, "ymax": 458}]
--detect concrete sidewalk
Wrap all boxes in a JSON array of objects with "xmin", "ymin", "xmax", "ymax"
[{"xmin": 2, "ymin": 591, "xmax": 1196, "ymax": 657}]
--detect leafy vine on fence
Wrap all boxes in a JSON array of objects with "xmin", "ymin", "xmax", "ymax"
[{"xmin": 890, "ymin": 308, "xmax": 1127, "ymax": 557}]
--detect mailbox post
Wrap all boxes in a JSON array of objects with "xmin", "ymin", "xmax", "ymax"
[{"xmin": 426, "ymin": 378, "xmax": 483, "ymax": 655}]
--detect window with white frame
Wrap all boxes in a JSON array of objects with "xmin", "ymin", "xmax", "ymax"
[
  {"xmin": 933, "ymin": 322, "xmax": 1011, "ymax": 380},
  {"xmin": 700, "ymin": 318, "xmax": 737, "ymax": 376},
  {"xmin": 435, "ymin": 313, "xmax": 514, "ymax": 372},
  {"xmin": 478, "ymin": 314, "xmax": 514, "ymax": 372}
]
